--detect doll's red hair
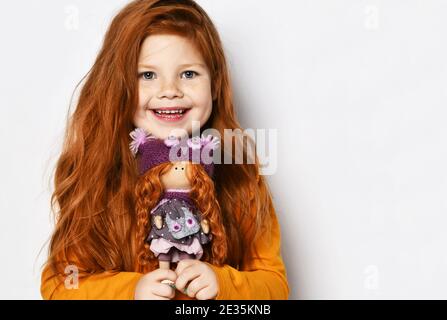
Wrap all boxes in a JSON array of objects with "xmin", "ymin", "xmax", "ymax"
[{"xmin": 46, "ymin": 0, "xmax": 277, "ymax": 277}]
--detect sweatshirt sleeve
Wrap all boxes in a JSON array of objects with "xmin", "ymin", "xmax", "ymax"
[
  {"xmin": 40, "ymin": 265, "xmax": 144, "ymax": 300},
  {"xmin": 206, "ymin": 208, "xmax": 290, "ymax": 300}
]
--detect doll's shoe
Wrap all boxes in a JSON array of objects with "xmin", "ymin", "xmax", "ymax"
[{"xmin": 161, "ymin": 279, "xmax": 176, "ymax": 289}]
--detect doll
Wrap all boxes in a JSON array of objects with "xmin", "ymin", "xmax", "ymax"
[
  {"xmin": 130, "ymin": 128, "xmax": 226, "ymax": 281},
  {"xmin": 146, "ymin": 161, "xmax": 212, "ymax": 268}
]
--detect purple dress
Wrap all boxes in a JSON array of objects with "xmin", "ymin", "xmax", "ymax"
[{"xmin": 147, "ymin": 189, "xmax": 212, "ymax": 263}]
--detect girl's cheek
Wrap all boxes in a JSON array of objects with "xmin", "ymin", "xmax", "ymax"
[
  {"xmin": 198, "ymin": 107, "xmax": 212, "ymax": 128},
  {"xmin": 138, "ymin": 87, "xmax": 151, "ymax": 109}
]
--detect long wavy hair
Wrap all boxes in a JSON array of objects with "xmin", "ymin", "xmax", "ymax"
[
  {"xmin": 46, "ymin": 0, "xmax": 276, "ymax": 277},
  {"xmin": 135, "ymin": 161, "xmax": 227, "ymax": 273}
]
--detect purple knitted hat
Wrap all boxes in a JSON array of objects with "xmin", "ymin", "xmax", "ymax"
[{"xmin": 129, "ymin": 128, "xmax": 220, "ymax": 178}]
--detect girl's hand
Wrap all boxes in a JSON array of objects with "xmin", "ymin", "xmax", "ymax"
[
  {"xmin": 134, "ymin": 268, "xmax": 177, "ymax": 300},
  {"xmin": 174, "ymin": 259, "xmax": 218, "ymax": 300}
]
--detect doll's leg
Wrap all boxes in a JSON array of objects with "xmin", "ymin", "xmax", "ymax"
[
  {"xmin": 178, "ymin": 251, "xmax": 196, "ymax": 260},
  {"xmin": 158, "ymin": 248, "xmax": 173, "ymax": 269},
  {"xmin": 159, "ymin": 260, "xmax": 171, "ymax": 269},
  {"xmin": 158, "ymin": 248, "xmax": 175, "ymax": 287}
]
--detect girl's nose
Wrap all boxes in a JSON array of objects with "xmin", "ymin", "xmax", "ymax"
[{"xmin": 157, "ymin": 81, "xmax": 183, "ymax": 99}]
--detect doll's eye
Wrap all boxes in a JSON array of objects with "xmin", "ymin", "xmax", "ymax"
[
  {"xmin": 140, "ymin": 71, "xmax": 155, "ymax": 80},
  {"xmin": 181, "ymin": 70, "xmax": 198, "ymax": 79},
  {"xmin": 172, "ymin": 222, "xmax": 182, "ymax": 232}
]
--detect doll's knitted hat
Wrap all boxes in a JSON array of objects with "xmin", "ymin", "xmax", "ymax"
[{"xmin": 129, "ymin": 128, "xmax": 219, "ymax": 178}]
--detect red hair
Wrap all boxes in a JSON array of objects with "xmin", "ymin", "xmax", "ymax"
[{"xmin": 46, "ymin": 0, "xmax": 276, "ymax": 277}]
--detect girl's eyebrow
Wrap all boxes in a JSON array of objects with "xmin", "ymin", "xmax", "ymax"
[
  {"xmin": 138, "ymin": 63, "xmax": 206, "ymax": 69},
  {"xmin": 178, "ymin": 63, "xmax": 206, "ymax": 68}
]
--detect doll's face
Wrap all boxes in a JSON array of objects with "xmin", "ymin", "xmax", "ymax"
[
  {"xmin": 134, "ymin": 34, "xmax": 213, "ymax": 139},
  {"xmin": 160, "ymin": 161, "xmax": 191, "ymax": 190}
]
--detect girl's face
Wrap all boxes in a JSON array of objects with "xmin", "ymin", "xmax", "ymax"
[{"xmin": 134, "ymin": 34, "xmax": 213, "ymax": 139}]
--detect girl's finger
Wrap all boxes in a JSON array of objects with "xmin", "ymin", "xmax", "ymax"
[
  {"xmin": 195, "ymin": 285, "xmax": 214, "ymax": 300},
  {"xmin": 184, "ymin": 275, "xmax": 207, "ymax": 298},
  {"xmin": 152, "ymin": 282, "xmax": 176, "ymax": 299},
  {"xmin": 175, "ymin": 265, "xmax": 201, "ymax": 292},
  {"xmin": 152, "ymin": 268, "xmax": 178, "ymax": 283},
  {"xmin": 175, "ymin": 259, "xmax": 197, "ymax": 276},
  {"xmin": 152, "ymin": 296, "xmax": 170, "ymax": 300}
]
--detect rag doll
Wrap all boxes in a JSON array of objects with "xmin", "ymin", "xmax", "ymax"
[{"xmin": 130, "ymin": 128, "xmax": 226, "ymax": 283}]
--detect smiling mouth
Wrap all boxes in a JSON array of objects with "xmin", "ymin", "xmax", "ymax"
[{"xmin": 149, "ymin": 107, "xmax": 191, "ymax": 122}]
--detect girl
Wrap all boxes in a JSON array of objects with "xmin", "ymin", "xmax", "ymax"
[{"xmin": 41, "ymin": 0, "xmax": 289, "ymax": 300}]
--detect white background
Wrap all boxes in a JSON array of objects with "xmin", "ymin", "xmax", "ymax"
[{"xmin": 0, "ymin": 0, "xmax": 446, "ymax": 299}]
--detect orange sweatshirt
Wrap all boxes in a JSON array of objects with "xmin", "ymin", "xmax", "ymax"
[{"xmin": 40, "ymin": 208, "xmax": 289, "ymax": 300}]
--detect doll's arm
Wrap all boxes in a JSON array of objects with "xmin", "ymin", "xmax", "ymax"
[
  {"xmin": 153, "ymin": 215, "xmax": 163, "ymax": 229},
  {"xmin": 204, "ymin": 204, "xmax": 289, "ymax": 300},
  {"xmin": 200, "ymin": 219, "xmax": 210, "ymax": 234},
  {"xmin": 151, "ymin": 205, "xmax": 166, "ymax": 229},
  {"xmin": 40, "ymin": 264, "xmax": 143, "ymax": 300}
]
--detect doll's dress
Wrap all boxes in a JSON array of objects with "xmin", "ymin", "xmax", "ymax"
[{"xmin": 147, "ymin": 189, "xmax": 212, "ymax": 262}]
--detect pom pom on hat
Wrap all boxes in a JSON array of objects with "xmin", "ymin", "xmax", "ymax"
[{"xmin": 129, "ymin": 128, "xmax": 155, "ymax": 155}]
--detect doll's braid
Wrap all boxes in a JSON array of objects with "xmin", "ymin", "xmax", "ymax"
[
  {"xmin": 189, "ymin": 163, "xmax": 228, "ymax": 266},
  {"xmin": 134, "ymin": 162, "xmax": 173, "ymax": 272}
]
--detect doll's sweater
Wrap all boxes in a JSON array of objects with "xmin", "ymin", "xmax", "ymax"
[
  {"xmin": 40, "ymin": 203, "xmax": 289, "ymax": 300},
  {"xmin": 147, "ymin": 190, "xmax": 211, "ymax": 246}
]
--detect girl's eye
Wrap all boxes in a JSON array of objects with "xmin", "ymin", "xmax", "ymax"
[
  {"xmin": 182, "ymin": 70, "xmax": 198, "ymax": 79},
  {"xmin": 139, "ymin": 70, "xmax": 198, "ymax": 80},
  {"xmin": 140, "ymin": 71, "xmax": 155, "ymax": 80}
]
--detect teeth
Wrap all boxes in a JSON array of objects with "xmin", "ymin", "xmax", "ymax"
[{"xmin": 155, "ymin": 109, "xmax": 186, "ymax": 115}]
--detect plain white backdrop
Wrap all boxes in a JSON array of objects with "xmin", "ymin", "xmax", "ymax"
[{"xmin": 0, "ymin": 0, "xmax": 446, "ymax": 299}]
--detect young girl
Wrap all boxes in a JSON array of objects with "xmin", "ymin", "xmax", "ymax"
[{"xmin": 41, "ymin": 0, "xmax": 289, "ymax": 300}]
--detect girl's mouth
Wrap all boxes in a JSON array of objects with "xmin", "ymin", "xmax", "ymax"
[{"xmin": 150, "ymin": 107, "xmax": 191, "ymax": 122}]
